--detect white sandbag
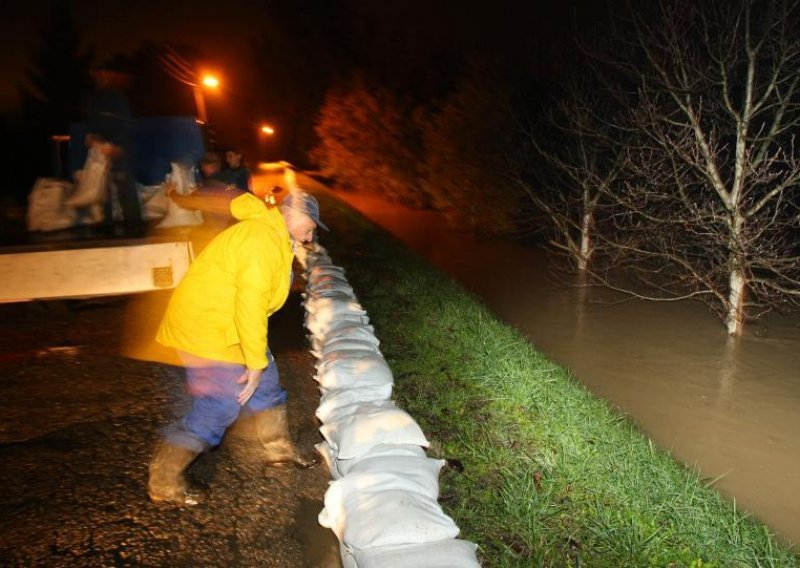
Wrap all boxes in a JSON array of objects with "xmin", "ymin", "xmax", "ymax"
[
  {"xmin": 350, "ymin": 540, "xmax": 481, "ymax": 568},
  {"xmin": 335, "ymin": 443, "xmax": 428, "ymax": 478},
  {"xmin": 319, "ymin": 487, "xmax": 459, "ymax": 549},
  {"xmin": 316, "ymin": 440, "xmax": 337, "ymax": 477},
  {"xmin": 305, "ymin": 296, "xmax": 366, "ymax": 317},
  {"xmin": 307, "ymin": 265, "xmax": 347, "ymax": 280},
  {"xmin": 305, "ymin": 281, "xmax": 354, "ymax": 296},
  {"xmin": 306, "ymin": 251, "xmax": 333, "ymax": 267},
  {"xmin": 26, "ymin": 178, "xmax": 76, "ymax": 231},
  {"xmin": 304, "ymin": 288, "xmax": 358, "ymax": 303},
  {"xmin": 138, "ymin": 184, "xmax": 169, "ymax": 220},
  {"xmin": 347, "ymin": 456, "xmax": 446, "ymax": 499},
  {"xmin": 316, "ymin": 383, "xmax": 394, "ymax": 423},
  {"xmin": 156, "ymin": 162, "xmax": 203, "ymax": 228},
  {"xmin": 64, "ymin": 145, "xmax": 110, "ymax": 207},
  {"xmin": 305, "ymin": 287, "xmax": 357, "ymax": 303},
  {"xmin": 156, "ymin": 195, "xmax": 204, "ymax": 228},
  {"xmin": 306, "ymin": 275, "xmax": 353, "ymax": 294},
  {"xmin": 315, "ymin": 352, "xmax": 394, "ymax": 390},
  {"xmin": 313, "ymin": 338, "xmax": 382, "ymax": 359},
  {"xmin": 320, "ymin": 402, "xmax": 429, "ymax": 460},
  {"xmin": 311, "ymin": 324, "xmax": 380, "ymax": 352},
  {"xmin": 316, "ymin": 348, "xmax": 384, "ymax": 370},
  {"xmin": 167, "ymin": 160, "xmax": 197, "ymax": 195},
  {"xmin": 306, "ymin": 312, "xmax": 370, "ymax": 337},
  {"xmin": 307, "ymin": 270, "xmax": 349, "ymax": 284}
]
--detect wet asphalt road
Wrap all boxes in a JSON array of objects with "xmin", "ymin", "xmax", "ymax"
[{"xmin": 0, "ymin": 282, "xmax": 341, "ymax": 567}]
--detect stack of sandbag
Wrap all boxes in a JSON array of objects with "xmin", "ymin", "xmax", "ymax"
[{"xmin": 297, "ymin": 240, "xmax": 481, "ymax": 568}]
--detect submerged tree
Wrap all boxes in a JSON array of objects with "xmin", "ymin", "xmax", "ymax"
[
  {"xmin": 519, "ymin": 77, "xmax": 626, "ymax": 273},
  {"xmin": 594, "ymin": 0, "xmax": 800, "ymax": 335}
]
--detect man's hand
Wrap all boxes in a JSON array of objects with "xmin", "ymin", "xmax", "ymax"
[{"xmin": 237, "ymin": 368, "xmax": 263, "ymax": 405}]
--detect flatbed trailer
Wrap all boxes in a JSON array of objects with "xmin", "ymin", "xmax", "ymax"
[{"xmin": 0, "ymin": 227, "xmax": 194, "ymax": 303}]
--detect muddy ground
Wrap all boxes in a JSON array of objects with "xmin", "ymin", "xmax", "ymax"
[{"xmin": 0, "ymin": 279, "xmax": 341, "ymax": 567}]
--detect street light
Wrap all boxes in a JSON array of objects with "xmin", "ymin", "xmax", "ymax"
[
  {"xmin": 157, "ymin": 48, "xmax": 220, "ymax": 124},
  {"xmin": 201, "ymin": 75, "xmax": 219, "ymax": 89},
  {"xmin": 258, "ymin": 124, "xmax": 276, "ymax": 161},
  {"xmin": 193, "ymin": 74, "xmax": 219, "ymax": 125}
]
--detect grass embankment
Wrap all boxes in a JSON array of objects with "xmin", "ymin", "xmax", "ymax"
[{"xmin": 317, "ymin": 192, "xmax": 799, "ymax": 568}]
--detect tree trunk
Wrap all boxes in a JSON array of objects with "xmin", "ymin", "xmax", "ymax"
[
  {"xmin": 726, "ymin": 265, "xmax": 746, "ymax": 336},
  {"xmin": 577, "ymin": 209, "xmax": 593, "ymax": 273}
]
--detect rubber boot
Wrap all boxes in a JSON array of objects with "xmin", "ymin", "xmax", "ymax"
[
  {"xmin": 253, "ymin": 405, "xmax": 320, "ymax": 469},
  {"xmin": 148, "ymin": 441, "xmax": 203, "ymax": 505}
]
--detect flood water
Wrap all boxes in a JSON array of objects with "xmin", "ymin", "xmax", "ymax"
[{"xmin": 325, "ymin": 187, "xmax": 800, "ymax": 546}]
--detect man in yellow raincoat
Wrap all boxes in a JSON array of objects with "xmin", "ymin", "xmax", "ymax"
[{"xmin": 149, "ymin": 190, "xmax": 327, "ymax": 505}]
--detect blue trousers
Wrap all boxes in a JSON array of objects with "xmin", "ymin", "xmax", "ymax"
[{"xmin": 165, "ymin": 350, "xmax": 287, "ymax": 452}]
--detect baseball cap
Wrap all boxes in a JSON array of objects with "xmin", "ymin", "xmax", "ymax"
[{"xmin": 282, "ymin": 191, "xmax": 329, "ymax": 231}]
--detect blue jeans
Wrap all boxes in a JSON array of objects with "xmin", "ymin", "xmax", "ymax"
[{"xmin": 165, "ymin": 350, "xmax": 287, "ymax": 452}]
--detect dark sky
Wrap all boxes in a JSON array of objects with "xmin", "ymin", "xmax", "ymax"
[
  {"xmin": 0, "ymin": 0, "xmax": 264, "ymax": 112},
  {"xmin": 1, "ymin": 0, "xmax": 607, "ymax": 113}
]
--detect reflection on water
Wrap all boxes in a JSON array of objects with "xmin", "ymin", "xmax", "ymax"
[{"xmin": 330, "ymin": 187, "xmax": 800, "ymax": 546}]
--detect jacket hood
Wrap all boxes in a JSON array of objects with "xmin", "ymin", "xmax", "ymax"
[{"xmin": 230, "ymin": 192, "xmax": 270, "ymax": 221}]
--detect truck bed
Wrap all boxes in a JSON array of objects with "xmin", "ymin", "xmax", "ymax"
[{"xmin": 0, "ymin": 226, "xmax": 195, "ymax": 302}]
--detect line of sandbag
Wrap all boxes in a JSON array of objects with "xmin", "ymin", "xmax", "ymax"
[{"xmin": 296, "ymin": 241, "xmax": 481, "ymax": 568}]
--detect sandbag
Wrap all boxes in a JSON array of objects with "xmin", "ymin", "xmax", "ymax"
[
  {"xmin": 156, "ymin": 162, "xmax": 203, "ymax": 228},
  {"xmin": 310, "ymin": 324, "xmax": 380, "ymax": 352},
  {"xmin": 319, "ymin": 486, "xmax": 459, "ymax": 549},
  {"xmin": 335, "ymin": 443, "xmax": 428, "ymax": 478},
  {"xmin": 319, "ymin": 402, "xmax": 429, "ymax": 460},
  {"xmin": 305, "ymin": 296, "xmax": 366, "ymax": 318},
  {"xmin": 316, "ymin": 383, "xmax": 394, "ymax": 423},
  {"xmin": 306, "ymin": 312, "xmax": 370, "ymax": 338},
  {"xmin": 26, "ymin": 178, "xmax": 77, "ymax": 231},
  {"xmin": 347, "ymin": 456, "xmax": 445, "ymax": 499},
  {"xmin": 349, "ymin": 540, "xmax": 481, "ymax": 568},
  {"xmin": 64, "ymin": 145, "xmax": 110, "ymax": 208},
  {"xmin": 312, "ymin": 338, "xmax": 382, "ymax": 359},
  {"xmin": 307, "ymin": 265, "xmax": 347, "ymax": 280},
  {"xmin": 138, "ymin": 184, "xmax": 169, "ymax": 220},
  {"xmin": 315, "ymin": 352, "xmax": 394, "ymax": 390}
]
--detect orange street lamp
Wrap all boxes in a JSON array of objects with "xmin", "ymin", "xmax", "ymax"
[
  {"xmin": 193, "ymin": 76, "xmax": 219, "ymax": 125},
  {"xmin": 260, "ymin": 125, "xmax": 275, "ymax": 135},
  {"xmin": 202, "ymin": 75, "xmax": 219, "ymax": 88}
]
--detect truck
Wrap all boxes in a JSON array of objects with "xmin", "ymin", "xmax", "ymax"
[{"xmin": 0, "ymin": 116, "xmax": 206, "ymax": 303}]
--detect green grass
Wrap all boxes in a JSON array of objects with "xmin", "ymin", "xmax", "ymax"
[{"xmin": 317, "ymin": 193, "xmax": 799, "ymax": 567}]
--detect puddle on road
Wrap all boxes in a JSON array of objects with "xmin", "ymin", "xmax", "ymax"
[
  {"xmin": 332, "ymin": 188, "xmax": 800, "ymax": 545},
  {"xmin": 291, "ymin": 499, "xmax": 341, "ymax": 568}
]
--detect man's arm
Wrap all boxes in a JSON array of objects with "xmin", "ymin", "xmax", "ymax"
[{"xmin": 167, "ymin": 184, "xmax": 245, "ymax": 214}]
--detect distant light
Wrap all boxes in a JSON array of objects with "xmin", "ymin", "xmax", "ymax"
[
  {"xmin": 261, "ymin": 125, "xmax": 275, "ymax": 135},
  {"xmin": 202, "ymin": 75, "xmax": 219, "ymax": 88}
]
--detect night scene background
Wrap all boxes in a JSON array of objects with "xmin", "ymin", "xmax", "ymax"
[{"xmin": 2, "ymin": 0, "xmax": 800, "ymax": 565}]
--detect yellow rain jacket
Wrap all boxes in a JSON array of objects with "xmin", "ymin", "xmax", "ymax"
[{"xmin": 156, "ymin": 193, "xmax": 294, "ymax": 370}]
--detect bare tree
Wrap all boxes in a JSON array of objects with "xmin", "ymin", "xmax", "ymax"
[
  {"xmin": 593, "ymin": 0, "xmax": 800, "ymax": 335},
  {"xmin": 519, "ymin": 78, "xmax": 625, "ymax": 273}
]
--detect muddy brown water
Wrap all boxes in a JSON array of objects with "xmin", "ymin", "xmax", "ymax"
[{"xmin": 325, "ymin": 187, "xmax": 800, "ymax": 546}]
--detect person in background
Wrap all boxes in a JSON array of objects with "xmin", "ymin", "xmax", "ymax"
[
  {"xmin": 148, "ymin": 190, "xmax": 328, "ymax": 506},
  {"xmin": 166, "ymin": 152, "xmax": 244, "ymax": 251},
  {"xmin": 85, "ymin": 56, "xmax": 144, "ymax": 235},
  {"xmin": 219, "ymin": 146, "xmax": 252, "ymax": 192}
]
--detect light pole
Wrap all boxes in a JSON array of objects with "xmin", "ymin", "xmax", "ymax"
[{"xmin": 192, "ymin": 74, "xmax": 219, "ymax": 125}]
